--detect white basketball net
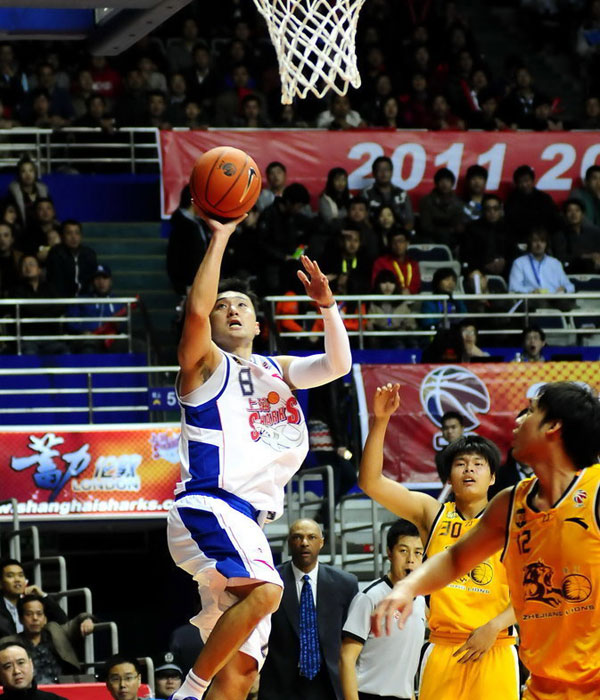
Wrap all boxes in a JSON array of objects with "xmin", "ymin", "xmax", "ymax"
[{"xmin": 252, "ymin": 0, "xmax": 366, "ymax": 104}]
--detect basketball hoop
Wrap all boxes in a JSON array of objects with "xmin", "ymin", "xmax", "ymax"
[{"xmin": 252, "ymin": 0, "xmax": 366, "ymax": 104}]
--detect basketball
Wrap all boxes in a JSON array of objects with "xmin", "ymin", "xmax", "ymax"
[
  {"xmin": 562, "ymin": 574, "xmax": 592, "ymax": 603},
  {"xmin": 189, "ymin": 146, "xmax": 262, "ymax": 220}
]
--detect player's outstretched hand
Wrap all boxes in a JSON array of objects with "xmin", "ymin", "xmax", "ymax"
[
  {"xmin": 373, "ymin": 383, "xmax": 400, "ymax": 419},
  {"xmin": 453, "ymin": 621, "xmax": 497, "ymax": 663},
  {"xmin": 195, "ymin": 209, "xmax": 247, "ymax": 238},
  {"xmin": 297, "ymin": 255, "xmax": 335, "ymax": 308},
  {"xmin": 371, "ymin": 581, "xmax": 414, "ymax": 637}
]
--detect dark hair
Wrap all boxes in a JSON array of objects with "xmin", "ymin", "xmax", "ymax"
[
  {"xmin": 266, "ymin": 161, "xmax": 286, "ymax": 175},
  {"xmin": 348, "ymin": 196, "xmax": 367, "ymax": 209},
  {"xmin": 373, "ymin": 268, "xmax": 399, "ymax": 293},
  {"xmin": 241, "ymin": 93, "xmax": 260, "ymax": 108},
  {"xmin": 16, "ymin": 154, "xmax": 38, "ymax": 178},
  {"xmin": 563, "ymin": 197, "xmax": 584, "ymax": 213},
  {"xmin": 437, "ymin": 435, "xmax": 501, "ymax": 482},
  {"xmin": 31, "ymin": 88, "xmax": 50, "ymax": 102},
  {"xmin": 0, "ymin": 640, "xmax": 30, "ymax": 656},
  {"xmin": 441, "ymin": 411, "xmax": 465, "ymax": 427},
  {"xmin": 482, "ymin": 193, "xmax": 502, "ymax": 208},
  {"xmin": 178, "ymin": 184, "xmax": 192, "ymax": 209},
  {"xmin": 372, "ymin": 156, "xmax": 393, "ymax": 174},
  {"xmin": 282, "ymin": 183, "xmax": 310, "ymax": 206},
  {"xmin": 513, "ymin": 164, "xmax": 535, "ymax": 183},
  {"xmin": 105, "ymin": 654, "xmax": 142, "ymax": 680},
  {"xmin": 585, "ymin": 165, "xmax": 600, "ymax": 181},
  {"xmin": 434, "ymin": 167, "xmax": 456, "ymax": 186},
  {"xmin": 0, "ymin": 558, "xmax": 23, "ymax": 577},
  {"xmin": 387, "ymin": 228, "xmax": 409, "ymax": 246},
  {"xmin": 217, "ymin": 277, "xmax": 259, "ymax": 312},
  {"xmin": 86, "ymin": 92, "xmax": 105, "ymax": 109},
  {"xmin": 387, "ymin": 518, "xmax": 419, "ymax": 549},
  {"xmin": 17, "ymin": 594, "xmax": 46, "ymax": 620},
  {"xmin": 522, "ymin": 324, "xmax": 546, "ymax": 342},
  {"xmin": 431, "ymin": 266, "xmax": 457, "ymax": 292},
  {"xmin": 147, "ymin": 90, "xmax": 166, "ymax": 102},
  {"xmin": 536, "ymin": 382, "xmax": 600, "ymax": 467},
  {"xmin": 35, "ymin": 197, "xmax": 53, "ymax": 208},
  {"xmin": 465, "ymin": 164, "xmax": 488, "ymax": 181},
  {"xmin": 323, "ymin": 167, "xmax": 350, "ymax": 208},
  {"xmin": 60, "ymin": 219, "xmax": 82, "ymax": 236},
  {"xmin": 527, "ymin": 225, "xmax": 548, "ymax": 245}
]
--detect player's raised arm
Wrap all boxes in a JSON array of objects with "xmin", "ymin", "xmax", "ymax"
[
  {"xmin": 372, "ymin": 488, "xmax": 512, "ymax": 637},
  {"xmin": 177, "ymin": 212, "xmax": 246, "ymax": 375},
  {"xmin": 277, "ymin": 255, "xmax": 352, "ymax": 388},
  {"xmin": 358, "ymin": 383, "xmax": 440, "ymax": 542}
]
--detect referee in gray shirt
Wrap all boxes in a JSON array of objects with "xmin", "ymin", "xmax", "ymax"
[{"xmin": 339, "ymin": 520, "xmax": 426, "ymax": 700}]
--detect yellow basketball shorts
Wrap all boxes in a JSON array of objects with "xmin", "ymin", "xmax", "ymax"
[{"xmin": 418, "ymin": 640, "xmax": 520, "ymax": 700}]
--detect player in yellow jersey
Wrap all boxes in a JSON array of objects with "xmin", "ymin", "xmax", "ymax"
[
  {"xmin": 373, "ymin": 381, "xmax": 600, "ymax": 700},
  {"xmin": 359, "ymin": 383, "xmax": 519, "ymax": 700}
]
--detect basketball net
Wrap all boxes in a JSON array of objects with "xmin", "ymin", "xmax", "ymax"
[{"xmin": 252, "ymin": 0, "xmax": 366, "ymax": 104}]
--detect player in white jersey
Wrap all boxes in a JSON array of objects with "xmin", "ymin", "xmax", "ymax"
[{"xmin": 167, "ymin": 211, "xmax": 352, "ymax": 700}]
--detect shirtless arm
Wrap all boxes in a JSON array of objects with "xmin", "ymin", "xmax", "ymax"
[
  {"xmin": 372, "ymin": 488, "xmax": 512, "ymax": 636},
  {"xmin": 358, "ymin": 383, "xmax": 441, "ymax": 543},
  {"xmin": 177, "ymin": 212, "xmax": 246, "ymax": 393}
]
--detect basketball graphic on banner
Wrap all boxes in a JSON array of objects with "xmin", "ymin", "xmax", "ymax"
[{"xmin": 420, "ymin": 365, "xmax": 491, "ymax": 431}]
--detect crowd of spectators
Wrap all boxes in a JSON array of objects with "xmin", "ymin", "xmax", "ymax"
[{"xmin": 0, "ymin": 0, "xmax": 598, "ymax": 132}]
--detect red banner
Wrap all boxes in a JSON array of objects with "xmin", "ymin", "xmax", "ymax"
[
  {"xmin": 0, "ymin": 424, "xmax": 181, "ymax": 520},
  {"xmin": 160, "ymin": 130, "xmax": 600, "ymax": 218},
  {"xmin": 357, "ymin": 362, "xmax": 600, "ymax": 487}
]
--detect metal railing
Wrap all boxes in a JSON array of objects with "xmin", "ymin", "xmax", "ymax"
[
  {"xmin": 0, "ymin": 127, "xmax": 160, "ymax": 174},
  {"xmin": 265, "ymin": 291, "xmax": 600, "ymax": 351}
]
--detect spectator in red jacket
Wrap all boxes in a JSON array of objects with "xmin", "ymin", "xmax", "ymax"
[{"xmin": 371, "ymin": 229, "xmax": 421, "ymax": 294}]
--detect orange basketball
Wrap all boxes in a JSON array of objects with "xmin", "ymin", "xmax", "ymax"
[{"xmin": 189, "ymin": 146, "xmax": 262, "ymax": 220}]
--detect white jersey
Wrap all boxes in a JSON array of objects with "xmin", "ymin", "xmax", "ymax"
[{"xmin": 175, "ymin": 350, "xmax": 308, "ymax": 518}]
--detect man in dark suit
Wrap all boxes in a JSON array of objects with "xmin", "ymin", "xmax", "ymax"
[{"xmin": 258, "ymin": 519, "xmax": 358, "ymax": 700}]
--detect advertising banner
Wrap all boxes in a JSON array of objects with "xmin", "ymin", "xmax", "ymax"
[
  {"xmin": 0, "ymin": 423, "xmax": 181, "ymax": 520},
  {"xmin": 160, "ymin": 130, "xmax": 600, "ymax": 218},
  {"xmin": 357, "ymin": 362, "xmax": 600, "ymax": 487}
]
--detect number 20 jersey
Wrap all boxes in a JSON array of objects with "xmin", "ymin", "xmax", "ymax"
[
  {"xmin": 426, "ymin": 502, "xmax": 515, "ymax": 642},
  {"xmin": 175, "ymin": 351, "xmax": 308, "ymax": 518}
]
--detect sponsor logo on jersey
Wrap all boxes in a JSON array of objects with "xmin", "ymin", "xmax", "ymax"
[
  {"xmin": 523, "ymin": 560, "xmax": 592, "ymax": 608},
  {"xmin": 247, "ymin": 393, "xmax": 303, "ymax": 450}
]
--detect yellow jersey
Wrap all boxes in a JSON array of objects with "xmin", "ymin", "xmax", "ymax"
[
  {"xmin": 502, "ymin": 466, "xmax": 600, "ymax": 686},
  {"xmin": 426, "ymin": 501, "xmax": 515, "ymax": 643}
]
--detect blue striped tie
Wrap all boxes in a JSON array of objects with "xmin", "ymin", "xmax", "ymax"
[{"xmin": 299, "ymin": 574, "xmax": 321, "ymax": 679}]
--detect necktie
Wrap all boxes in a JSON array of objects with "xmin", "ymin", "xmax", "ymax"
[{"xmin": 299, "ymin": 574, "xmax": 321, "ymax": 679}]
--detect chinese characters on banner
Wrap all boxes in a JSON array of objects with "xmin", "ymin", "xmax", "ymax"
[
  {"xmin": 160, "ymin": 130, "xmax": 600, "ymax": 217},
  {"xmin": 0, "ymin": 424, "xmax": 181, "ymax": 519},
  {"xmin": 357, "ymin": 362, "xmax": 600, "ymax": 487}
]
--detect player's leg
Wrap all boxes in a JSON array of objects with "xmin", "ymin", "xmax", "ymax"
[{"xmin": 206, "ymin": 651, "xmax": 259, "ymax": 700}]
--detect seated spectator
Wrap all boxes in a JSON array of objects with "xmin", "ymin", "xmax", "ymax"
[
  {"xmin": 183, "ymin": 43, "xmax": 221, "ymax": 112},
  {"xmin": 367, "ymin": 269, "xmax": 417, "ymax": 348},
  {"xmin": 20, "ymin": 63, "xmax": 73, "ymax": 125},
  {"xmin": 373, "ymin": 95, "xmax": 404, "ymax": 128},
  {"xmin": 0, "ymin": 222, "xmax": 22, "ymax": 295},
  {"xmin": 256, "ymin": 183, "xmax": 317, "ymax": 293},
  {"xmin": 0, "ymin": 594, "xmax": 94, "ymax": 684},
  {"xmin": 114, "ymin": 69, "xmax": 147, "ymax": 127},
  {"xmin": 25, "ymin": 89, "xmax": 69, "ymax": 129},
  {"xmin": 178, "ymin": 99, "xmax": 209, "ymax": 129},
  {"xmin": 0, "ymin": 559, "xmax": 67, "ymax": 638},
  {"xmin": 165, "ymin": 72, "xmax": 188, "ymax": 125},
  {"xmin": 7, "ymin": 255, "xmax": 69, "ymax": 355},
  {"xmin": 70, "ymin": 69, "xmax": 95, "ymax": 119},
  {"xmin": 1, "ymin": 201, "xmax": 23, "ymax": 245},
  {"xmin": 371, "ymin": 229, "xmax": 421, "ymax": 294},
  {"xmin": 105, "ymin": 654, "xmax": 142, "ymax": 700},
  {"xmin": 0, "ymin": 43, "xmax": 26, "ymax": 114},
  {"xmin": 399, "ymin": 72, "xmax": 429, "ymax": 128},
  {"xmin": 372, "ymin": 205, "xmax": 404, "ymax": 253},
  {"xmin": 459, "ymin": 320, "xmax": 490, "ymax": 361},
  {"xmin": 519, "ymin": 324, "xmax": 546, "ymax": 362},
  {"xmin": 532, "ymin": 95, "xmax": 564, "ymax": 131},
  {"xmin": 316, "ymin": 94, "xmax": 365, "ymax": 129},
  {"xmin": 423, "ymin": 94, "xmax": 466, "ymax": 131},
  {"xmin": 72, "ymin": 93, "xmax": 114, "ymax": 130},
  {"xmin": 89, "ymin": 56, "xmax": 122, "ymax": 106},
  {"xmin": 36, "ymin": 230, "xmax": 60, "ymax": 267},
  {"xmin": 340, "ymin": 520, "xmax": 425, "ymax": 700},
  {"xmin": 504, "ymin": 165, "xmax": 561, "ymax": 246},
  {"xmin": 362, "ymin": 73, "xmax": 395, "ymax": 125},
  {"xmin": 508, "ymin": 226, "xmax": 575, "ymax": 304},
  {"xmin": 154, "ymin": 652, "xmax": 183, "ymax": 699},
  {"xmin": 419, "ymin": 267, "xmax": 467, "ymax": 330},
  {"xmin": 144, "ymin": 90, "xmax": 171, "ymax": 129},
  {"xmin": 166, "ymin": 18, "xmax": 199, "ymax": 73},
  {"xmin": 0, "ymin": 641, "xmax": 67, "ymax": 699},
  {"xmin": 138, "ymin": 55, "xmax": 167, "ymax": 93},
  {"xmin": 467, "ymin": 87, "xmax": 508, "ymax": 130},
  {"xmin": 461, "ymin": 194, "xmax": 512, "ymax": 279},
  {"xmin": 231, "ymin": 93, "xmax": 270, "ymax": 128},
  {"xmin": 499, "ymin": 66, "xmax": 544, "ymax": 129},
  {"xmin": 361, "ymin": 156, "xmax": 414, "ymax": 231},
  {"xmin": 570, "ymin": 165, "xmax": 600, "ymax": 227},
  {"xmin": 21, "ymin": 198, "xmax": 60, "ymax": 256},
  {"xmin": 419, "ymin": 167, "xmax": 465, "ymax": 249},
  {"xmin": 7, "ymin": 155, "xmax": 50, "ymax": 233},
  {"xmin": 214, "ymin": 63, "xmax": 263, "ymax": 126},
  {"xmin": 578, "ymin": 95, "xmax": 600, "ymax": 129},
  {"xmin": 66, "ymin": 264, "xmax": 127, "ymax": 353},
  {"xmin": 318, "ymin": 168, "xmax": 350, "ymax": 223},
  {"xmin": 46, "ymin": 220, "xmax": 97, "ymax": 297},
  {"xmin": 322, "ymin": 228, "xmax": 371, "ymax": 293},
  {"xmin": 462, "ymin": 164, "xmax": 488, "ymax": 221},
  {"xmin": 552, "ymin": 198, "xmax": 600, "ymax": 273},
  {"xmin": 256, "ymin": 161, "xmax": 287, "ymax": 213}
]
